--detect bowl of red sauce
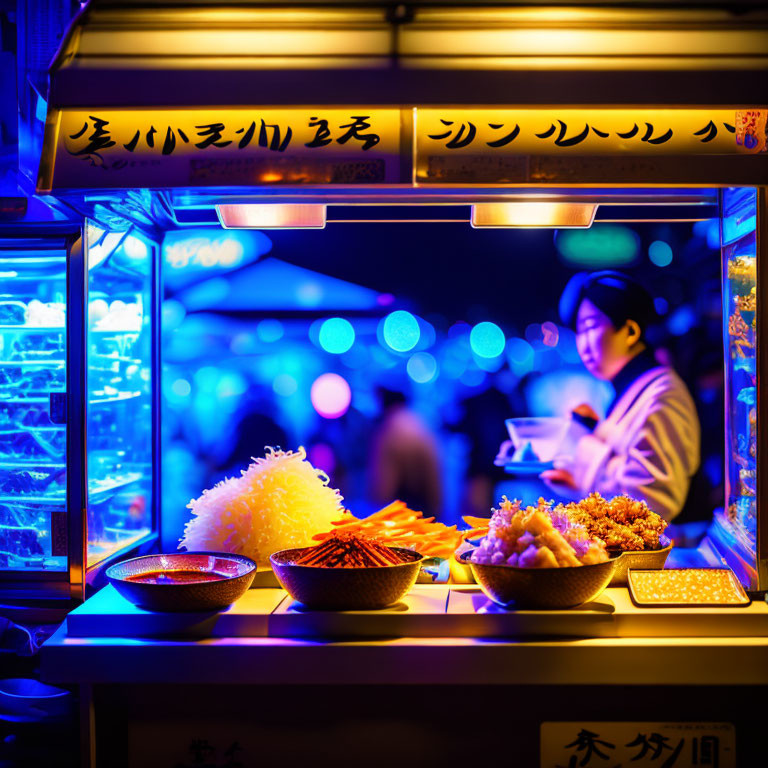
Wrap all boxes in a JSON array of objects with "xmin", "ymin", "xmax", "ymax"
[{"xmin": 106, "ymin": 552, "xmax": 257, "ymax": 612}]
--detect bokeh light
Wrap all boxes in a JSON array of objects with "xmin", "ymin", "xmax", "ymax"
[
  {"xmin": 382, "ymin": 310, "xmax": 420, "ymax": 352},
  {"xmin": 407, "ymin": 352, "xmax": 438, "ymax": 384},
  {"xmin": 648, "ymin": 240, "xmax": 674, "ymax": 267},
  {"xmin": 273, "ymin": 374, "xmax": 298, "ymax": 397},
  {"xmin": 654, "ymin": 297, "xmax": 669, "ymax": 316},
  {"xmin": 470, "ymin": 321, "xmax": 505, "ymax": 358},
  {"xmin": 318, "ymin": 317, "xmax": 355, "ymax": 354},
  {"xmin": 506, "ymin": 337, "xmax": 535, "ymax": 376},
  {"xmin": 256, "ymin": 319, "xmax": 284, "ymax": 343},
  {"xmin": 311, "ymin": 373, "xmax": 352, "ymax": 418},
  {"xmin": 541, "ymin": 321, "xmax": 559, "ymax": 347},
  {"xmin": 668, "ymin": 305, "xmax": 696, "ymax": 336},
  {"xmin": 171, "ymin": 378, "xmax": 191, "ymax": 398},
  {"xmin": 555, "ymin": 225, "xmax": 640, "ymax": 267}
]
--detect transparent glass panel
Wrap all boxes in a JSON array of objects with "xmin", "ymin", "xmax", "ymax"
[
  {"xmin": 721, "ymin": 187, "xmax": 758, "ymax": 586},
  {"xmin": 86, "ymin": 223, "xmax": 153, "ymax": 567},
  {"xmin": 0, "ymin": 237, "xmax": 67, "ymax": 571}
]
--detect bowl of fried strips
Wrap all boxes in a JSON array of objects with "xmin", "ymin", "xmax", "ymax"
[{"xmin": 270, "ymin": 531, "xmax": 425, "ymax": 610}]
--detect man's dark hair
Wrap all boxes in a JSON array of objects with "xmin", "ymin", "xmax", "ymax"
[{"xmin": 559, "ymin": 270, "xmax": 657, "ymax": 337}]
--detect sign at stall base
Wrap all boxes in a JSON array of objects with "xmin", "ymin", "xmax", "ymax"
[{"xmin": 541, "ymin": 722, "xmax": 735, "ymax": 768}]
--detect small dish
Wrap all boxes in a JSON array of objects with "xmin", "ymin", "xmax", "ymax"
[
  {"xmin": 106, "ymin": 552, "xmax": 257, "ymax": 612},
  {"xmin": 270, "ymin": 546, "xmax": 424, "ymax": 610},
  {"xmin": 608, "ymin": 543, "xmax": 673, "ymax": 586},
  {"xmin": 459, "ymin": 550, "xmax": 617, "ymax": 609}
]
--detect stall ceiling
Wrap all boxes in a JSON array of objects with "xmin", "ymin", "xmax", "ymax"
[{"xmin": 48, "ymin": 2, "xmax": 768, "ymax": 107}]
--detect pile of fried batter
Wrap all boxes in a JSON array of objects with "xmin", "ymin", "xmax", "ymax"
[{"xmin": 558, "ymin": 492, "xmax": 667, "ymax": 551}]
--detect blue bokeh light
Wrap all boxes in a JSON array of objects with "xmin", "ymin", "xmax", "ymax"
[
  {"xmin": 407, "ymin": 352, "xmax": 438, "ymax": 384},
  {"xmin": 318, "ymin": 317, "xmax": 355, "ymax": 354},
  {"xmin": 668, "ymin": 305, "xmax": 696, "ymax": 336},
  {"xmin": 382, "ymin": 310, "xmax": 420, "ymax": 352},
  {"xmin": 256, "ymin": 319, "xmax": 284, "ymax": 343},
  {"xmin": 648, "ymin": 240, "xmax": 674, "ymax": 267},
  {"xmin": 555, "ymin": 225, "xmax": 640, "ymax": 267},
  {"xmin": 470, "ymin": 321, "xmax": 505, "ymax": 358}
]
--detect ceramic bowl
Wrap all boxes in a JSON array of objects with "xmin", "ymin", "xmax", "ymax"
[
  {"xmin": 608, "ymin": 543, "xmax": 673, "ymax": 586},
  {"xmin": 270, "ymin": 546, "xmax": 424, "ymax": 610},
  {"xmin": 106, "ymin": 552, "xmax": 257, "ymax": 612},
  {"xmin": 459, "ymin": 550, "xmax": 617, "ymax": 609}
]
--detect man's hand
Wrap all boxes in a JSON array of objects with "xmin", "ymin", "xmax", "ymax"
[{"xmin": 540, "ymin": 468, "xmax": 579, "ymax": 490}]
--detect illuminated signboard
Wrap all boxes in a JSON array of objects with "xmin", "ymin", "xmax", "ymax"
[
  {"xmin": 414, "ymin": 108, "xmax": 767, "ymax": 183},
  {"xmin": 39, "ymin": 107, "xmax": 765, "ymax": 190},
  {"xmin": 40, "ymin": 108, "xmax": 401, "ymax": 189}
]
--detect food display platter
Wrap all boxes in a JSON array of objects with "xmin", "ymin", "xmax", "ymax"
[{"xmin": 67, "ymin": 584, "xmax": 768, "ymax": 640}]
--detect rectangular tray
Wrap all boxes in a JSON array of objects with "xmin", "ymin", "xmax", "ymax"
[{"xmin": 628, "ymin": 568, "xmax": 751, "ymax": 607}]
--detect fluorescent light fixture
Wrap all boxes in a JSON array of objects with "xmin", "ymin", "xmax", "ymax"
[
  {"xmin": 471, "ymin": 203, "xmax": 597, "ymax": 229},
  {"xmin": 217, "ymin": 204, "xmax": 326, "ymax": 229}
]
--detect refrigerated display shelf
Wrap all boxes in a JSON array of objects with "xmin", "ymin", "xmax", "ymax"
[
  {"xmin": 0, "ymin": 461, "xmax": 66, "ymax": 469},
  {"xmin": 0, "ymin": 471, "xmax": 144, "ymax": 504},
  {"xmin": 0, "ymin": 360, "xmax": 65, "ymax": 366}
]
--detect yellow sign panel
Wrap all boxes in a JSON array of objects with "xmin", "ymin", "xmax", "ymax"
[
  {"xmin": 42, "ymin": 108, "xmax": 402, "ymax": 190},
  {"xmin": 40, "ymin": 106, "xmax": 766, "ymax": 190},
  {"xmin": 415, "ymin": 108, "xmax": 766, "ymax": 183}
]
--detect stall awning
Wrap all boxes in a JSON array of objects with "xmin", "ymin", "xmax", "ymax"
[{"xmin": 46, "ymin": 2, "xmax": 768, "ymax": 108}]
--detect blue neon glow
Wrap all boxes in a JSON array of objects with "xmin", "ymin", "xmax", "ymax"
[
  {"xmin": 319, "ymin": 318, "xmax": 355, "ymax": 354},
  {"xmin": 382, "ymin": 311, "xmax": 420, "ymax": 352},
  {"xmin": 407, "ymin": 352, "xmax": 438, "ymax": 384},
  {"xmin": 470, "ymin": 322, "xmax": 505, "ymax": 358},
  {"xmin": 648, "ymin": 240, "xmax": 673, "ymax": 267}
]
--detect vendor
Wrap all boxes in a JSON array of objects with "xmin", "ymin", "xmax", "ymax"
[{"xmin": 540, "ymin": 271, "xmax": 700, "ymax": 521}]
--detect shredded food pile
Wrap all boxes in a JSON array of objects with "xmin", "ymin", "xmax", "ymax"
[
  {"xmin": 313, "ymin": 500, "xmax": 463, "ymax": 558},
  {"xmin": 294, "ymin": 532, "xmax": 409, "ymax": 567},
  {"xmin": 180, "ymin": 447, "xmax": 344, "ymax": 566}
]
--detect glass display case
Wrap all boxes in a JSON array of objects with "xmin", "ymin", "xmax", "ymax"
[
  {"xmin": 0, "ymin": 234, "xmax": 68, "ymax": 573},
  {"xmin": 712, "ymin": 187, "xmax": 761, "ymax": 589},
  {"xmin": 85, "ymin": 222, "xmax": 155, "ymax": 568},
  {"xmin": 0, "ymin": 223, "xmax": 159, "ymax": 600}
]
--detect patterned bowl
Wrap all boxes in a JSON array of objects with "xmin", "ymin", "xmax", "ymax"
[
  {"xmin": 608, "ymin": 543, "xmax": 674, "ymax": 586},
  {"xmin": 106, "ymin": 552, "xmax": 257, "ymax": 612},
  {"xmin": 458, "ymin": 550, "xmax": 617, "ymax": 609},
  {"xmin": 270, "ymin": 546, "xmax": 424, "ymax": 610}
]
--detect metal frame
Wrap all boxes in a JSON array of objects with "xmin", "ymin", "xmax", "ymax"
[
  {"xmin": 66, "ymin": 232, "xmax": 87, "ymax": 603},
  {"xmin": 82, "ymin": 228, "xmax": 161, "ymax": 594},
  {"xmin": 757, "ymin": 187, "xmax": 768, "ymax": 590}
]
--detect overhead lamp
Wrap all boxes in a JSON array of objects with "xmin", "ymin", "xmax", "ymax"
[
  {"xmin": 471, "ymin": 202, "xmax": 597, "ymax": 229},
  {"xmin": 217, "ymin": 204, "xmax": 326, "ymax": 229}
]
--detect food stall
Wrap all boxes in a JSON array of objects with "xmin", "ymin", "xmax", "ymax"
[{"xmin": 3, "ymin": 1, "xmax": 768, "ymax": 765}]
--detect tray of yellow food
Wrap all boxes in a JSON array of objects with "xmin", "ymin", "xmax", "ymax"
[{"xmin": 627, "ymin": 568, "xmax": 750, "ymax": 607}]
